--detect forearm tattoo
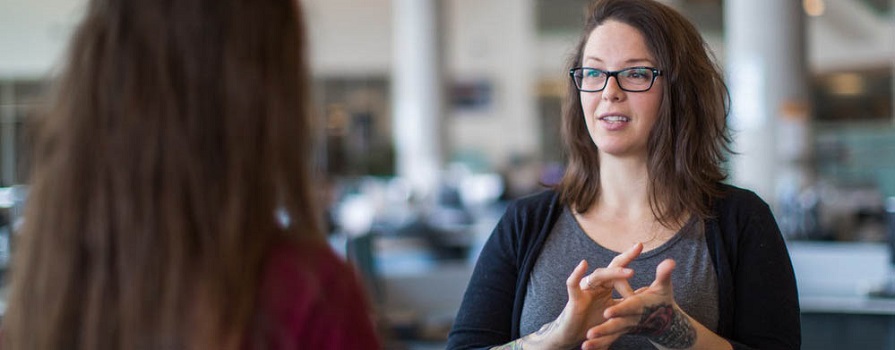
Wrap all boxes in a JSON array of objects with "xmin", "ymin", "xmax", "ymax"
[
  {"xmin": 490, "ymin": 319, "xmax": 559, "ymax": 350},
  {"xmin": 491, "ymin": 341, "xmax": 524, "ymax": 350},
  {"xmin": 629, "ymin": 303, "xmax": 695, "ymax": 348}
]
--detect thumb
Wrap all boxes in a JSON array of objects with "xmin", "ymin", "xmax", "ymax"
[{"xmin": 650, "ymin": 259, "xmax": 676, "ymax": 292}]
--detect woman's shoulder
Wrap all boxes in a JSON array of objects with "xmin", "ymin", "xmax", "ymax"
[
  {"xmin": 711, "ymin": 183, "xmax": 781, "ymax": 238},
  {"xmin": 255, "ymin": 238, "xmax": 380, "ymax": 349},
  {"xmin": 505, "ymin": 189, "xmax": 560, "ymax": 215},
  {"xmin": 714, "ymin": 183, "xmax": 772, "ymax": 215},
  {"xmin": 260, "ymin": 239, "xmax": 361, "ymax": 306}
]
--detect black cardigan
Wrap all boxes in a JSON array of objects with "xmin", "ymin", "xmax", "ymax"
[{"xmin": 447, "ymin": 184, "xmax": 800, "ymax": 350}]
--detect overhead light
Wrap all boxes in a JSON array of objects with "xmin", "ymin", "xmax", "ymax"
[
  {"xmin": 827, "ymin": 73, "xmax": 865, "ymax": 96},
  {"xmin": 803, "ymin": 0, "xmax": 825, "ymax": 17}
]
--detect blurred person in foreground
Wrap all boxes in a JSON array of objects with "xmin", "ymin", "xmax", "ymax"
[
  {"xmin": 2, "ymin": 0, "xmax": 380, "ymax": 349},
  {"xmin": 447, "ymin": 0, "xmax": 799, "ymax": 349}
]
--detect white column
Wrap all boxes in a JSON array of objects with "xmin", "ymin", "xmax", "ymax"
[
  {"xmin": 504, "ymin": 0, "xmax": 539, "ymax": 162},
  {"xmin": 725, "ymin": 0, "xmax": 809, "ymax": 208},
  {"xmin": 392, "ymin": 0, "xmax": 444, "ymax": 201}
]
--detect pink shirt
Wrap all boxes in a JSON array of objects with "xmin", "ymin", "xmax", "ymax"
[{"xmin": 254, "ymin": 240, "xmax": 381, "ymax": 349}]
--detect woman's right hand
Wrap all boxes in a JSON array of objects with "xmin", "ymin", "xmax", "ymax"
[{"xmin": 491, "ymin": 243, "xmax": 643, "ymax": 350}]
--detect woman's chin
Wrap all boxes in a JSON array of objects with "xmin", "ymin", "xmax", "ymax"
[{"xmin": 594, "ymin": 143, "xmax": 646, "ymax": 159}]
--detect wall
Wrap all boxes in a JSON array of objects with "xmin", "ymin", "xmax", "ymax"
[
  {"xmin": 0, "ymin": 0, "xmax": 85, "ymax": 79},
  {"xmin": 808, "ymin": 0, "xmax": 894, "ymax": 73},
  {"xmin": 1, "ymin": 0, "xmax": 893, "ymax": 177},
  {"xmin": 303, "ymin": 0, "xmax": 544, "ymax": 171},
  {"xmin": 445, "ymin": 0, "xmax": 540, "ymax": 169},
  {"xmin": 302, "ymin": 0, "xmax": 393, "ymax": 76},
  {"xmin": 816, "ymin": 123, "xmax": 895, "ymax": 197}
]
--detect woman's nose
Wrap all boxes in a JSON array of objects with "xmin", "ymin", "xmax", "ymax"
[{"xmin": 601, "ymin": 76, "xmax": 625, "ymax": 102}]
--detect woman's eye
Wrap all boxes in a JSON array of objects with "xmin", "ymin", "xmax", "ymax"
[
  {"xmin": 585, "ymin": 70, "xmax": 602, "ymax": 78},
  {"xmin": 624, "ymin": 69, "xmax": 651, "ymax": 81}
]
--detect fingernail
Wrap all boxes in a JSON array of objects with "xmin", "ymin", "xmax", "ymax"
[{"xmin": 622, "ymin": 268, "xmax": 633, "ymax": 274}]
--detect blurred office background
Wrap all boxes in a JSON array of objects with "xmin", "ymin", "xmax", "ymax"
[{"xmin": 1, "ymin": 0, "xmax": 894, "ymax": 348}]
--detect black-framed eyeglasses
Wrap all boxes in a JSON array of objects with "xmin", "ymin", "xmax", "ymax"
[{"xmin": 569, "ymin": 66, "xmax": 663, "ymax": 92}]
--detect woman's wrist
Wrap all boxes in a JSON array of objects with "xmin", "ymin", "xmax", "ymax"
[
  {"xmin": 630, "ymin": 303, "xmax": 696, "ymax": 349},
  {"xmin": 490, "ymin": 319, "xmax": 568, "ymax": 350},
  {"xmin": 535, "ymin": 319, "xmax": 570, "ymax": 348}
]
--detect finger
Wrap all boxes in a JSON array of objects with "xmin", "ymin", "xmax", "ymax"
[
  {"xmin": 581, "ymin": 333, "xmax": 622, "ymax": 350},
  {"xmin": 607, "ymin": 242, "xmax": 643, "ymax": 268},
  {"xmin": 650, "ymin": 259, "xmax": 676, "ymax": 291},
  {"xmin": 580, "ymin": 266, "xmax": 633, "ymax": 290},
  {"xmin": 586, "ymin": 316, "xmax": 638, "ymax": 339},
  {"xmin": 603, "ymin": 295, "xmax": 645, "ymax": 319},
  {"xmin": 568, "ymin": 260, "xmax": 589, "ymax": 295},
  {"xmin": 614, "ymin": 278, "xmax": 635, "ymax": 298}
]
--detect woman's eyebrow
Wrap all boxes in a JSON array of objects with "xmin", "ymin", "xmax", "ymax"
[{"xmin": 582, "ymin": 56, "xmax": 654, "ymax": 66}]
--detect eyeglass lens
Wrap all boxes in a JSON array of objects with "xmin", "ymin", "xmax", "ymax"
[{"xmin": 575, "ymin": 67, "xmax": 656, "ymax": 92}]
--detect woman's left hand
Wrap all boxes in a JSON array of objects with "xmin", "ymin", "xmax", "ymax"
[
  {"xmin": 581, "ymin": 259, "xmax": 697, "ymax": 350},
  {"xmin": 542, "ymin": 243, "xmax": 642, "ymax": 348}
]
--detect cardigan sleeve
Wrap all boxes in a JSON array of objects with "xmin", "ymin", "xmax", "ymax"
[
  {"xmin": 725, "ymin": 192, "xmax": 801, "ymax": 350},
  {"xmin": 446, "ymin": 202, "xmax": 523, "ymax": 350}
]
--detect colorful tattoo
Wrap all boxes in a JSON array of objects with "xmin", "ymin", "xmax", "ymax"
[
  {"xmin": 630, "ymin": 303, "xmax": 695, "ymax": 348},
  {"xmin": 491, "ymin": 319, "xmax": 559, "ymax": 350},
  {"xmin": 491, "ymin": 340, "xmax": 524, "ymax": 350},
  {"xmin": 535, "ymin": 323, "xmax": 550, "ymax": 336}
]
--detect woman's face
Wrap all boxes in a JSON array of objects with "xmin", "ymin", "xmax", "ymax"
[{"xmin": 579, "ymin": 20, "xmax": 663, "ymax": 160}]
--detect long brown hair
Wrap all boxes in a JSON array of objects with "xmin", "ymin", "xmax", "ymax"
[
  {"xmin": 556, "ymin": 0, "xmax": 732, "ymax": 227},
  {"xmin": 3, "ymin": 0, "xmax": 320, "ymax": 349}
]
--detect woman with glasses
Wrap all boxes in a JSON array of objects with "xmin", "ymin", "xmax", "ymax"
[
  {"xmin": 447, "ymin": 0, "xmax": 799, "ymax": 349},
  {"xmin": 2, "ymin": 1, "xmax": 380, "ymax": 349}
]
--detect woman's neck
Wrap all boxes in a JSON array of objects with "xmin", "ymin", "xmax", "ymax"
[{"xmin": 593, "ymin": 155, "xmax": 652, "ymax": 221}]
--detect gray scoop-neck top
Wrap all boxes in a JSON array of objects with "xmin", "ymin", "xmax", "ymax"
[{"xmin": 520, "ymin": 207, "xmax": 719, "ymax": 349}]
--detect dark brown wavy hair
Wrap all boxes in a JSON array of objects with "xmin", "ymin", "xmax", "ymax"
[
  {"xmin": 3, "ymin": 0, "xmax": 320, "ymax": 349},
  {"xmin": 556, "ymin": 0, "xmax": 732, "ymax": 227}
]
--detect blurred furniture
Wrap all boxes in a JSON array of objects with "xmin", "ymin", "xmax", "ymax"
[{"xmin": 790, "ymin": 241, "xmax": 895, "ymax": 349}]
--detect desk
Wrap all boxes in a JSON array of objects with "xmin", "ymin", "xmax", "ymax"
[
  {"xmin": 789, "ymin": 241, "xmax": 895, "ymax": 349},
  {"xmin": 801, "ymin": 295, "xmax": 895, "ymax": 315}
]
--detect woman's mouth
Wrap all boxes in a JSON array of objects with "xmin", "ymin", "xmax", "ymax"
[{"xmin": 599, "ymin": 115, "xmax": 630, "ymax": 123}]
